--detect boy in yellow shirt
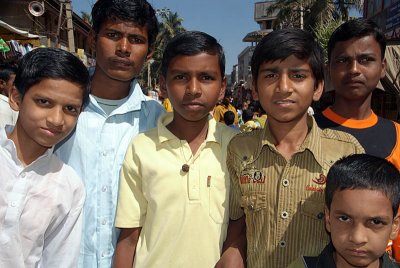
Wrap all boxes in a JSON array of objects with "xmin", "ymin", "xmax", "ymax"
[{"xmin": 113, "ymin": 31, "xmax": 237, "ymax": 268}]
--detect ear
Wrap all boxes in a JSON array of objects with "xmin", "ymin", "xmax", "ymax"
[
  {"xmin": 159, "ymin": 75, "xmax": 168, "ymax": 98},
  {"xmin": 390, "ymin": 213, "xmax": 400, "ymax": 240},
  {"xmin": 380, "ymin": 58, "xmax": 387, "ymax": 79},
  {"xmin": 325, "ymin": 206, "xmax": 332, "ymax": 233},
  {"xmin": 146, "ymin": 46, "xmax": 155, "ymax": 61},
  {"xmin": 218, "ymin": 76, "xmax": 227, "ymax": 101},
  {"xmin": 8, "ymin": 86, "xmax": 22, "ymax": 112},
  {"xmin": 251, "ymin": 80, "xmax": 259, "ymax": 101},
  {"xmin": 312, "ymin": 79, "xmax": 324, "ymax": 102}
]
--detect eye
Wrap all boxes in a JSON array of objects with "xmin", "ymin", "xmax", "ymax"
[
  {"xmin": 35, "ymin": 98, "xmax": 50, "ymax": 106},
  {"xmin": 106, "ymin": 32, "xmax": 120, "ymax": 40},
  {"xmin": 338, "ymin": 215, "xmax": 350, "ymax": 222},
  {"xmin": 174, "ymin": 74, "xmax": 186, "ymax": 80},
  {"xmin": 64, "ymin": 105, "xmax": 80, "ymax": 115},
  {"xmin": 128, "ymin": 36, "xmax": 145, "ymax": 44},
  {"xmin": 292, "ymin": 73, "xmax": 306, "ymax": 80},
  {"xmin": 370, "ymin": 218, "xmax": 386, "ymax": 226},
  {"xmin": 359, "ymin": 56, "xmax": 374, "ymax": 64},
  {"xmin": 201, "ymin": 75, "xmax": 215, "ymax": 81},
  {"xmin": 264, "ymin": 73, "xmax": 277, "ymax": 79}
]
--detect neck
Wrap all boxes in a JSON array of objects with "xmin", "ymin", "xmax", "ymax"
[
  {"xmin": 167, "ymin": 114, "xmax": 209, "ymax": 155},
  {"xmin": 91, "ymin": 68, "xmax": 132, "ymax": 100},
  {"xmin": 8, "ymin": 124, "xmax": 47, "ymax": 165},
  {"xmin": 331, "ymin": 94, "xmax": 372, "ymax": 120},
  {"xmin": 267, "ymin": 114, "xmax": 309, "ymax": 161}
]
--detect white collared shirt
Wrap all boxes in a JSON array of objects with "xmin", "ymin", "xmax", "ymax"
[{"xmin": 0, "ymin": 127, "xmax": 85, "ymax": 268}]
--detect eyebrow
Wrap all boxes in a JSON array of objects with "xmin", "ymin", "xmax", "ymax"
[{"xmin": 259, "ymin": 67, "xmax": 311, "ymax": 73}]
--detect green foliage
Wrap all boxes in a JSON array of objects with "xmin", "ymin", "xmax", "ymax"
[
  {"xmin": 139, "ymin": 10, "xmax": 186, "ymax": 88},
  {"xmin": 313, "ymin": 19, "xmax": 343, "ymax": 63}
]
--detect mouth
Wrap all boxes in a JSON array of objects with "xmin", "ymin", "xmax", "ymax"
[
  {"xmin": 110, "ymin": 58, "xmax": 133, "ymax": 68},
  {"xmin": 274, "ymin": 99, "xmax": 295, "ymax": 106},
  {"xmin": 41, "ymin": 127, "xmax": 63, "ymax": 137},
  {"xmin": 183, "ymin": 102, "xmax": 204, "ymax": 109},
  {"xmin": 348, "ymin": 249, "xmax": 368, "ymax": 256},
  {"xmin": 344, "ymin": 79, "xmax": 364, "ymax": 86}
]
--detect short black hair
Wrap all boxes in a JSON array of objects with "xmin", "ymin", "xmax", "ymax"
[
  {"xmin": 242, "ymin": 109, "xmax": 254, "ymax": 123},
  {"xmin": 223, "ymin": 111, "xmax": 235, "ymax": 126},
  {"xmin": 0, "ymin": 63, "xmax": 17, "ymax": 82},
  {"xmin": 92, "ymin": 0, "xmax": 159, "ymax": 49},
  {"xmin": 14, "ymin": 48, "xmax": 90, "ymax": 106},
  {"xmin": 161, "ymin": 31, "xmax": 225, "ymax": 77},
  {"xmin": 251, "ymin": 28, "xmax": 324, "ymax": 85},
  {"xmin": 328, "ymin": 18, "xmax": 386, "ymax": 61},
  {"xmin": 325, "ymin": 154, "xmax": 400, "ymax": 218}
]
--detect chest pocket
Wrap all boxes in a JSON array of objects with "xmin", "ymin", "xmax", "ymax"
[{"xmin": 209, "ymin": 176, "xmax": 229, "ymax": 224}]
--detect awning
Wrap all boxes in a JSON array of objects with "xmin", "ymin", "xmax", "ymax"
[
  {"xmin": 0, "ymin": 19, "xmax": 43, "ymax": 39},
  {"xmin": 243, "ymin": 29, "xmax": 272, "ymax": 42},
  {"xmin": 378, "ymin": 45, "xmax": 400, "ymax": 95}
]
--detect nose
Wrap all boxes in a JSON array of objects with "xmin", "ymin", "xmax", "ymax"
[
  {"xmin": 349, "ymin": 59, "xmax": 361, "ymax": 75},
  {"xmin": 116, "ymin": 37, "xmax": 131, "ymax": 57},
  {"xmin": 185, "ymin": 78, "xmax": 201, "ymax": 97},
  {"xmin": 349, "ymin": 223, "xmax": 368, "ymax": 245},
  {"xmin": 47, "ymin": 107, "xmax": 64, "ymax": 127},
  {"xmin": 277, "ymin": 74, "xmax": 292, "ymax": 94}
]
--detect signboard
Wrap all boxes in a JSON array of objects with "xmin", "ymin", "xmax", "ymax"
[{"xmin": 254, "ymin": 1, "xmax": 279, "ymax": 22}]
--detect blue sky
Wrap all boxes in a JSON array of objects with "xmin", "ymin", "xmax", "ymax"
[{"xmin": 71, "ymin": 0, "xmax": 260, "ymax": 74}]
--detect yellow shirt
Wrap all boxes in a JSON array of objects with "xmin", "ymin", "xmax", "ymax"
[
  {"xmin": 213, "ymin": 103, "xmax": 239, "ymax": 125},
  {"xmin": 228, "ymin": 116, "xmax": 364, "ymax": 268},
  {"xmin": 162, "ymin": 98, "xmax": 173, "ymax": 112},
  {"xmin": 115, "ymin": 113, "xmax": 237, "ymax": 268}
]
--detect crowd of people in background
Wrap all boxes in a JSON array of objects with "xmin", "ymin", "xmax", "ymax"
[{"xmin": 0, "ymin": 0, "xmax": 400, "ymax": 268}]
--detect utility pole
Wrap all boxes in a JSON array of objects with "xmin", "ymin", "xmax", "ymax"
[
  {"xmin": 65, "ymin": 0, "xmax": 75, "ymax": 53},
  {"xmin": 56, "ymin": 0, "xmax": 75, "ymax": 53}
]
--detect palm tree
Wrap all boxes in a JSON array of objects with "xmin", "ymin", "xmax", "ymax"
[
  {"xmin": 267, "ymin": 0, "xmax": 362, "ymax": 31},
  {"xmin": 81, "ymin": 11, "xmax": 92, "ymax": 25},
  {"xmin": 140, "ymin": 10, "xmax": 186, "ymax": 88}
]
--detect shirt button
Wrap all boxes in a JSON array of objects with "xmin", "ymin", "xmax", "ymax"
[
  {"xmin": 248, "ymin": 204, "xmax": 254, "ymax": 210},
  {"xmin": 10, "ymin": 201, "xmax": 16, "ymax": 207},
  {"xmin": 102, "ymin": 219, "xmax": 107, "ymax": 225},
  {"xmin": 20, "ymin": 172, "xmax": 26, "ymax": 178},
  {"xmin": 102, "ymin": 186, "xmax": 107, "ymax": 192},
  {"xmin": 281, "ymin": 211, "xmax": 289, "ymax": 219},
  {"xmin": 282, "ymin": 179, "xmax": 289, "ymax": 187},
  {"xmin": 279, "ymin": 240, "xmax": 286, "ymax": 248},
  {"xmin": 101, "ymin": 252, "xmax": 106, "ymax": 258},
  {"xmin": 102, "ymin": 151, "xmax": 107, "ymax": 156}
]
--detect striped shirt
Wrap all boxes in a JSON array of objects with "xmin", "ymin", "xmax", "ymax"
[{"xmin": 228, "ymin": 116, "xmax": 364, "ymax": 268}]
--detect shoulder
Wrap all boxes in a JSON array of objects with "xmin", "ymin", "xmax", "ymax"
[
  {"xmin": 48, "ymin": 154, "xmax": 85, "ymax": 205},
  {"xmin": 228, "ymin": 128, "xmax": 263, "ymax": 155},
  {"xmin": 215, "ymin": 121, "xmax": 238, "ymax": 140},
  {"xmin": 319, "ymin": 128, "xmax": 364, "ymax": 154}
]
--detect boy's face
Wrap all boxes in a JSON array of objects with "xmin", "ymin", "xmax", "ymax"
[
  {"xmin": 0, "ymin": 73, "xmax": 15, "ymax": 97},
  {"xmin": 95, "ymin": 18, "xmax": 152, "ymax": 82},
  {"xmin": 253, "ymin": 55, "xmax": 323, "ymax": 125},
  {"xmin": 325, "ymin": 189, "xmax": 399, "ymax": 268},
  {"xmin": 160, "ymin": 52, "xmax": 226, "ymax": 123},
  {"xmin": 328, "ymin": 35, "xmax": 386, "ymax": 102},
  {"xmin": 9, "ymin": 79, "xmax": 83, "ymax": 154}
]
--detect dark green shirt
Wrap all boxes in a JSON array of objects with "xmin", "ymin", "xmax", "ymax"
[{"xmin": 288, "ymin": 242, "xmax": 400, "ymax": 268}]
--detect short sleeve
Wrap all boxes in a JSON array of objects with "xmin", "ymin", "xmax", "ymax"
[
  {"xmin": 115, "ymin": 140, "xmax": 147, "ymax": 228},
  {"xmin": 227, "ymin": 140, "xmax": 244, "ymax": 220}
]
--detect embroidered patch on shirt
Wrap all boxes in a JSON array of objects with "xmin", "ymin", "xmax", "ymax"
[
  {"xmin": 306, "ymin": 173, "xmax": 326, "ymax": 192},
  {"xmin": 240, "ymin": 168, "xmax": 265, "ymax": 184}
]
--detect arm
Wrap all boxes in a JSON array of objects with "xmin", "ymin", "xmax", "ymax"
[
  {"xmin": 113, "ymin": 227, "xmax": 142, "ymax": 268},
  {"xmin": 215, "ymin": 216, "xmax": 246, "ymax": 268}
]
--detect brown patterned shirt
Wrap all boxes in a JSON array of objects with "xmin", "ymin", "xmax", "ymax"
[{"xmin": 228, "ymin": 116, "xmax": 364, "ymax": 268}]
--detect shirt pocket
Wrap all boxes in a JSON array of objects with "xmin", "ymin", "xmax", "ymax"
[
  {"xmin": 299, "ymin": 199, "xmax": 325, "ymax": 220},
  {"xmin": 209, "ymin": 176, "xmax": 229, "ymax": 224}
]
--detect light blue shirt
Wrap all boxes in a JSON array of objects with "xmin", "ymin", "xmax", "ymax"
[{"xmin": 55, "ymin": 77, "xmax": 164, "ymax": 268}]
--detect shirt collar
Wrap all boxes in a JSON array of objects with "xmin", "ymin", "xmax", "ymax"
[
  {"xmin": 157, "ymin": 113, "xmax": 220, "ymax": 144},
  {"xmin": 260, "ymin": 116, "xmax": 324, "ymax": 167},
  {"xmin": 0, "ymin": 126, "xmax": 54, "ymax": 168},
  {"xmin": 88, "ymin": 67, "xmax": 147, "ymax": 114}
]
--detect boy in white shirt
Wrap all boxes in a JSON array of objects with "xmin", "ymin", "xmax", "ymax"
[{"xmin": 0, "ymin": 48, "xmax": 89, "ymax": 268}]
